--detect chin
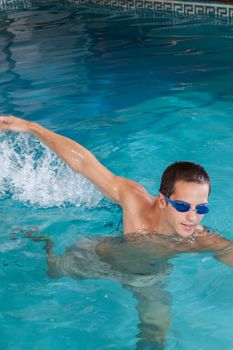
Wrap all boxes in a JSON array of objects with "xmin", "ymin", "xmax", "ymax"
[
  {"xmin": 177, "ymin": 224, "xmax": 196, "ymax": 237},
  {"xmin": 177, "ymin": 231, "xmax": 194, "ymax": 238}
]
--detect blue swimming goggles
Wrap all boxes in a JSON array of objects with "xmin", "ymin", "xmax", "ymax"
[{"xmin": 164, "ymin": 195, "xmax": 209, "ymax": 214}]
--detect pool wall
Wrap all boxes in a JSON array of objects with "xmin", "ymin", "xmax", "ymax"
[
  {"xmin": 0, "ymin": 0, "xmax": 233, "ymax": 22},
  {"xmin": 2, "ymin": 0, "xmax": 233, "ymax": 22},
  {"xmin": 84, "ymin": 0, "xmax": 233, "ymax": 21}
]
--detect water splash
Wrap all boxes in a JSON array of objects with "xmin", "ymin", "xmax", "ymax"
[{"xmin": 0, "ymin": 132, "xmax": 102, "ymax": 208}]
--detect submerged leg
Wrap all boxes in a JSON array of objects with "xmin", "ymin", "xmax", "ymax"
[{"xmin": 126, "ymin": 283, "xmax": 172, "ymax": 350}]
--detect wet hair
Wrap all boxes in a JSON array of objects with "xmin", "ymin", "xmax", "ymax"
[{"xmin": 159, "ymin": 161, "xmax": 211, "ymax": 197}]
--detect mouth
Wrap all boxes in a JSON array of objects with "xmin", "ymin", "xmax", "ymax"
[{"xmin": 181, "ymin": 223, "xmax": 196, "ymax": 230}]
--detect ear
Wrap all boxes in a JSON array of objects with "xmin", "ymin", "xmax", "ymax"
[{"xmin": 158, "ymin": 193, "xmax": 167, "ymax": 209}]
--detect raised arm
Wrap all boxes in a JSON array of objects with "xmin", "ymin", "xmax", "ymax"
[{"xmin": 0, "ymin": 115, "xmax": 134, "ymax": 205}]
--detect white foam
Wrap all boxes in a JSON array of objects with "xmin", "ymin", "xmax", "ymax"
[{"xmin": 0, "ymin": 133, "xmax": 102, "ymax": 208}]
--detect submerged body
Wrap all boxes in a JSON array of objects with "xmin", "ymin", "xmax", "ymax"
[
  {"xmin": 35, "ymin": 229, "xmax": 233, "ymax": 350},
  {"xmin": 45, "ymin": 229, "xmax": 232, "ymax": 284}
]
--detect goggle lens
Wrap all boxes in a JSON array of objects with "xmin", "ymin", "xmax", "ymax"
[
  {"xmin": 164, "ymin": 196, "xmax": 209, "ymax": 214},
  {"xmin": 174, "ymin": 201, "xmax": 190, "ymax": 212},
  {"xmin": 195, "ymin": 204, "xmax": 209, "ymax": 214}
]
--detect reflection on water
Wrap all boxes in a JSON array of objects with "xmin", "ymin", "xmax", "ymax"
[
  {"xmin": 2, "ymin": 2, "xmax": 233, "ymax": 120},
  {"xmin": 0, "ymin": 5, "xmax": 92, "ymax": 116},
  {"xmin": 0, "ymin": 0, "xmax": 30, "ymax": 11}
]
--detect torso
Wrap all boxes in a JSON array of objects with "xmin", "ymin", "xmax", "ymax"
[
  {"xmin": 95, "ymin": 227, "xmax": 231, "ymax": 276},
  {"xmin": 111, "ymin": 179, "xmax": 231, "ymax": 258}
]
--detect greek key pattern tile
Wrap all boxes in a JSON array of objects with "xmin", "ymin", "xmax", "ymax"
[
  {"xmin": 1, "ymin": 0, "xmax": 233, "ymax": 22},
  {"xmin": 90, "ymin": 0, "xmax": 233, "ymax": 20}
]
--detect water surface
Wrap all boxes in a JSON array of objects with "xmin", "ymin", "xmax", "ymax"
[{"xmin": 1, "ymin": 2, "xmax": 233, "ymax": 349}]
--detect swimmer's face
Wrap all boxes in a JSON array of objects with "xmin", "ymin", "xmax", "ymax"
[{"xmin": 160, "ymin": 181, "xmax": 209, "ymax": 237}]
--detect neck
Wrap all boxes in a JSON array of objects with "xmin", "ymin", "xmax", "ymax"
[{"xmin": 153, "ymin": 201, "xmax": 175, "ymax": 236}]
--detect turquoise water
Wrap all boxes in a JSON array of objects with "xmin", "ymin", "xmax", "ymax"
[{"xmin": 1, "ymin": 2, "xmax": 233, "ymax": 349}]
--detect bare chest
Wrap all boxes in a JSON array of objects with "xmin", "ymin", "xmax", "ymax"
[{"xmin": 123, "ymin": 203, "xmax": 157, "ymax": 234}]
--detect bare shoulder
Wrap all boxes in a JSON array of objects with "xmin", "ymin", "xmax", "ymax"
[
  {"xmin": 114, "ymin": 177, "xmax": 155, "ymax": 217},
  {"xmin": 117, "ymin": 177, "xmax": 154, "ymax": 205}
]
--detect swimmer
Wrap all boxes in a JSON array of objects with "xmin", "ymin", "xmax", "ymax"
[{"xmin": 1, "ymin": 115, "xmax": 233, "ymax": 349}]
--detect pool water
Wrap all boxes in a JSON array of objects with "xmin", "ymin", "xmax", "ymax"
[{"xmin": 1, "ymin": 2, "xmax": 233, "ymax": 349}]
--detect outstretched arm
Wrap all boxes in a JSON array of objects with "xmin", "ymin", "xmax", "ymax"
[
  {"xmin": 0, "ymin": 115, "xmax": 134, "ymax": 205},
  {"xmin": 214, "ymin": 243, "xmax": 233, "ymax": 266},
  {"xmin": 200, "ymin": 232, "xmax": 233, "ymax": 267}
]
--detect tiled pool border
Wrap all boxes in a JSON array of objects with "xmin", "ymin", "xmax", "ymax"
[
  {"xmin": 89, "ymin": 0, "xmax": 233, "ymax": 20},
  {"xmin": 1, "ymin": 0, "xmax": 233, "ymax": 22}
]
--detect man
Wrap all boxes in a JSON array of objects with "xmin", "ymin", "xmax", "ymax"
[
  {"xmin": 0, "ymin": 115, "xmax": 217, "ymax": 237},
  {"xmin": 1, "ymin": 115, "xmax": 233, "ymax": 349}
]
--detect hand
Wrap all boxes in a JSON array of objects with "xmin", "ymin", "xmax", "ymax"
[{"xmin": 0, "ymin": 115, "xmax": 31, "ymax": 133}]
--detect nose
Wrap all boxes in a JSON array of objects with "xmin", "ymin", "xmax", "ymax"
[{"xmin": 185, "ymin": 208, "xmax": 197, "ymax": 222}]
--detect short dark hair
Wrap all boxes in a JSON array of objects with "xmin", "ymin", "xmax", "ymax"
[{"xmin": 159, "ymin": 161, "xmax": 211, "ymax": 197}]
